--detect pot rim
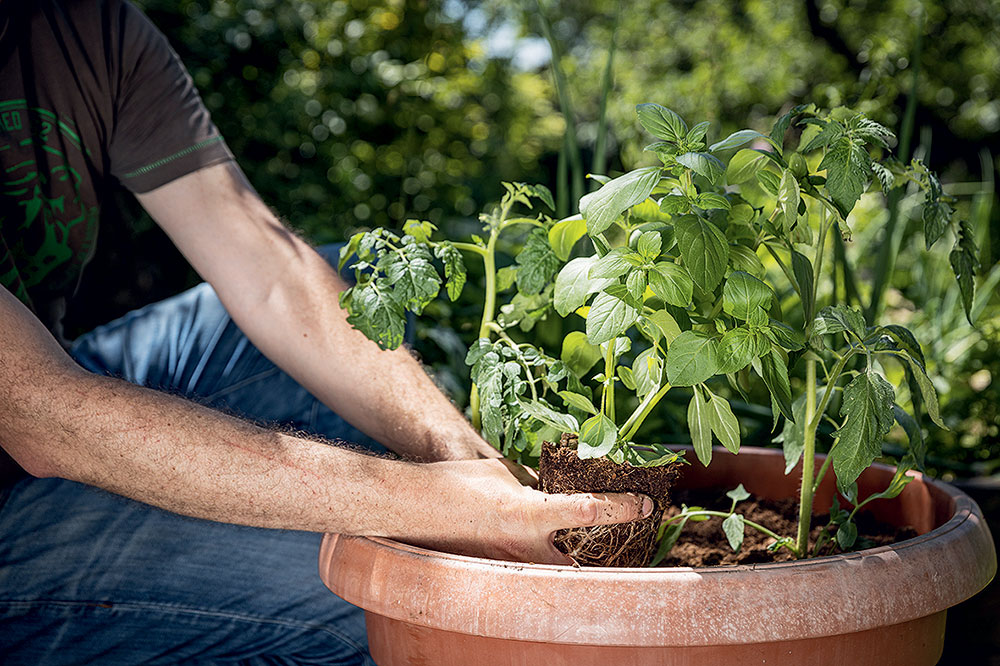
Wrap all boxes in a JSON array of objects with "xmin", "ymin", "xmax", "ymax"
[{"xmin": 320, "ymin": 447, "xmax": 997, "ymax": 646}]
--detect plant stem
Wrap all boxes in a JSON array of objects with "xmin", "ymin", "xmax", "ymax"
[
  {"xmin": 620, "ymin": 383, "xmax": 671, "ymax": 442},
  {"xmin": 451, "ymin": 241, "xmax": 488, "ymax": 257},
  {"xmin": 810, "ymin": 207, "xmax": 832, "ymax": 326},
  {"xmin": 763, "ymin": 244, "xmax": 801, "ymax": 299},
  {"xmin": 812, "ymin": 442, "xmax": 836, "ymax": 494},
  {"xmin": 468, "ymin": 201, "xmax": 514, "ymax": 430},
  {"xmin": 796, "ymin": 357, "xmax": 818, "ymax": 555},
  {"xmin": 591, "ymin": 2, "xmax": 619, "ymax": 182},
  {"xmin": 603, "ymin": 341, "xmax": 617, "ymax": 422}
]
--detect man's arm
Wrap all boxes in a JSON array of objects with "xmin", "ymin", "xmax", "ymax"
[
  {"xmin": 0, "ymin": 286, "xmax": 651, "ymax": 563},
  {"xmin": 136, "ymin": 162, "xmax": 492, "ymax": 462}
]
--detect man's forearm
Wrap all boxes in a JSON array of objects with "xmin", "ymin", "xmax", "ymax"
[
  {"xmin": 10, "ymin": 364, "xmax": 410, "ymax": 535},
  {"xmin": 229, "ymin": 240, "xmax": 492, "ymax": 461}
]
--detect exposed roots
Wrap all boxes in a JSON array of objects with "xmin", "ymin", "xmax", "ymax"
[{"xmin": 553, "ymin": 512, "xmax": 661, "ymax": 568}]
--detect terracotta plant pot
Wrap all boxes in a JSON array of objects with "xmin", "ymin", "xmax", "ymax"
[{"xmin": 318, "ymin": 446, "xmax": 996, "ymax": 666}]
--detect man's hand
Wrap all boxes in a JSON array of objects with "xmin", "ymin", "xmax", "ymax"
[{"xmin": 405, "ymin": 458, "xmax": 652, "ymax": 564}]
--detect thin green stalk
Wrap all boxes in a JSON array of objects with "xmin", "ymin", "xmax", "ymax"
[
  {"xmin": 833, "ymin": 230, "xmax": 862, "ymax": 306},
  {"xmin": 796, "ymin": 358, "xmax": 818, "ymax": 555},
  {"xmin": 602, "ymin": 342, "xmax": 617, "ymax": 422},
  {"xmin": 556, "ymin": 136, "xmax": 569, "ymax": 218},
  {"xmin": 468, "ymin": 197, "xmax": 518, "ymax": 430},
  {"xmin": 812, "ymin": 442, "xmax": 836, "ymax": 494},
  {"xmin": 764, "ymin": 244, "xmax": 801, "ymax": 300},
  {"xmin": 468, "ymin": 231, "xmax": 498, "ymax": 430},
  {"xmin": 620, "ymin": 383, "xmax": 671, "ymax": 442},
  {"xmin": 810, "ymin": 208, "xmax": 833, "ymax": 328},
  {"xmin": 451, "ymin": 241, "xmax": 488, "ymax": 257},
  {"xmin": 591, "ymin": 2, "xmax": 619, "ymax": 182}
]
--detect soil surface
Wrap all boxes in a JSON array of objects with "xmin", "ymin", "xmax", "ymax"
[
  {"xmin": 660, "ymin": 488, "xmax": 919, "ymax": 567},
  {"xmin": 539, "ymin": 434, "xmax": 680, "ymax": 567}
]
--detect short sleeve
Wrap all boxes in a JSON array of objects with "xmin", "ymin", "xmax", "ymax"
[{"xmin": 108, "ymin": 1, "xmax": 233, "ymax": 193}]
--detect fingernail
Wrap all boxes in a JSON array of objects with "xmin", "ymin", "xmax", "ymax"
[{"xmin": 641, "ymin": 496, "xmax": 654, "ymax": 518}]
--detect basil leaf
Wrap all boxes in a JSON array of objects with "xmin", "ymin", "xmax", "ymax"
[
  {"xmin": 590, "ymin": 247, "xmax": 639, "ymax": 280},
  {"xmin": 553, "ymin": 256, "xmax": 614, "ymax": 317},
  {"xmin": 643, "ymin": 309, "xmax": 682, "ymax": 345},
  {"xmin": 558, "ymin": 390, "xmax": 599, "ymax": 415},
  {"xmin": 666, "ymin": 330, "xmax": 720, "ymax": 387},
  {"xmin": 548, "ymin": 215, "xmax": 589, "ymax": 261},
  {"xmin": 676, "ymin": 152, "xmax": 726, "ymax": 185},
  {"xmin": 777, "ymin": 169, "xmax": 801, "ymax": 232},
  {"xmin": 723, "ymin": 271, "xmax": 773, "ymax": 320},
  {"xmin": 673, "ymin": 214, "xmax": 730, "ymax": 292},
  {"xmin": 633, "ymin": 347, "xmax": 664, "ymax": 398},
  {"xmin": 687, "ymin": 387, "xmax": 713, "ymax": 466},
  {"xmin": 710, "ymin": 129, "xmax": 772, "ymax": 153},
  {"xmin": 728, "ymin": 244, "xmax": 767, "ymax": 278},
  {"xmin": 637, "ymin": 230, "xmax": 663, "ymax": 261},
  {"xmin": 519, "ymin": 398, "xmax": 579, "ymax": 434},
  {"xmin": 636, "ymin": 103, "xmax": 688, "ymax": 142},
  {"xmin": 578, "ymin": 413, "xmax": 618, "ymax": 458},
  {"xmin": 707, "ymin": 392, "xmax": 741, "ymax": 454},
  {"xmin": 648, "ymin": 261, "xmax": 694, "ymax": 307},
  {"xmin": 560, "ymin": 331, "xmax": 602, "ymax": 378},
  {"xmin": 836, "ymin": 521, "xmax": 858, "ymax": 549},
  {"xmin": 586, "ymin": 289, "xmax": 640, "ymax": 345},
  {"xmin": 716, "ymin": 327, "xmax": 758, "ymax": 375},
  {"xmin": 726, "ymin": 149, "xmax": 769, "ymax": 184},
  {"xmin": 579, "ymin": 166, "xmax": 663, "ymax": 235}
]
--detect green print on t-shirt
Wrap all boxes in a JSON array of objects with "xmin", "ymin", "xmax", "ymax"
[{"xmin": 0, "ymin": 99, "xmax": 99, "ymax": 306}]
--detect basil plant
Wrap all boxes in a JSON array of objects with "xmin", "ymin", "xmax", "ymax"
[{"xmin": 571, "ymin": 103, "xmax": 973, "ymax": 558}]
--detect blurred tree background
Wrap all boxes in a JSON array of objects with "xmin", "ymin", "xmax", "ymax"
[{"xmin": 66, "ymin": 0, "xmax": 999, "ymax": 477}]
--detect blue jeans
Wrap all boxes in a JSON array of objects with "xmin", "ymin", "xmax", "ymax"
[{"xmin": 0, "ymin": 246, "xmax": 376, "ymax": 665}]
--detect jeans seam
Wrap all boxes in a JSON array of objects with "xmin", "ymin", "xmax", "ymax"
[{"xmin": 0, "ymin": 598, "xmax": 368, "ymax": 652}]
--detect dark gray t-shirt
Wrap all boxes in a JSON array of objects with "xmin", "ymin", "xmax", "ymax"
[{"xmin": 0, "ymin": 0, "xmax": 234, "ymax": 336}]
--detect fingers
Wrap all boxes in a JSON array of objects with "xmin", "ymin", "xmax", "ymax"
[
  {"xmin": 546, "ymin": 492, "xmax": 654, "ymax": 531},
  {"xmin": 501, "ymin": 459, "xmax": 539, "ymax": 488}
]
